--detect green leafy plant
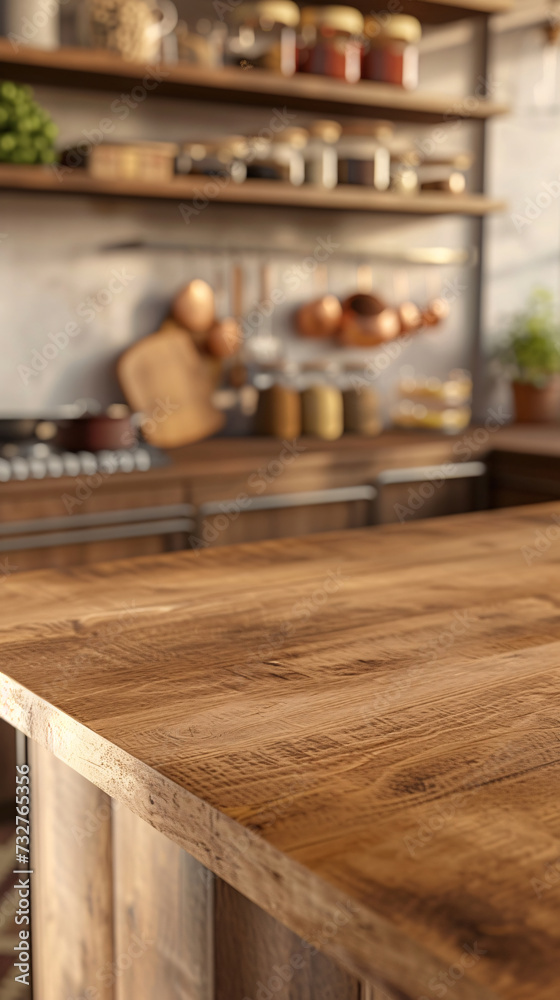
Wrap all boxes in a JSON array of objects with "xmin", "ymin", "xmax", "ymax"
[
  {"xmin": 0, "ymin": 81, "xmax": 58, "ymax": 165},
  {"xmin": 495, "ymin": 289, "xmax": 560, "ymax": 388}
]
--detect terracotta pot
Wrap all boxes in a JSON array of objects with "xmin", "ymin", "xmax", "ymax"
[{"xmin": 513, "ymin": 377, "xmax": 560, "ymax": 424}]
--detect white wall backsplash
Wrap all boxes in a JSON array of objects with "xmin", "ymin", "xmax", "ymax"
[{"xmin": 0, "ymin": 13, "xmax": 547, "ymax": 421}]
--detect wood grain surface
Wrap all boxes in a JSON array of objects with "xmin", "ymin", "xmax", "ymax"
[
  {"xmin": 113, "ymin": 803, "xmax": 214, "ymax": 1000},
  {"xmin": 30, "ymin": 743, "xmax": 114, "ymax": 1000},
  {"xmin": 2, "ymin": 504, "xmax": 560, "ymax": 998}
]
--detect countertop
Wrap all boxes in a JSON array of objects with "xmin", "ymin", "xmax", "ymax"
[{"xmin": 1, "ymin": 504, "xmax": 560, "ymax": 998}]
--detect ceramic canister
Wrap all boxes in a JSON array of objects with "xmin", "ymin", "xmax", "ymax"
[{"xmin": 5, "ymin": 0, "xmax": 61, "ymax": 49}]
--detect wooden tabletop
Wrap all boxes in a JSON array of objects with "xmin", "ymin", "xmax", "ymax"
[{"xmin": 1, "ymin": 504, "xmax": 560, "ymax": 999}]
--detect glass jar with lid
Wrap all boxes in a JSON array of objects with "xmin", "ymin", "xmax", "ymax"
[
  {"xmin": 304, "ymin": 120, "xmax": 342, "ymax": 188},
  {"xmin": 255, "ymin": 361, "xmax": 302, "ymax": 438},
  {"xmin": 337, "ymin": 121, "xmax": 393, "ymax": 189},
  {"xmin": 299, "ymin": 361, "xmax": 344, "ymax": 441},
  {"xmin": 226, "ymin": 0, "xmax": 300, "ymax": 75},
  {"xmin": 83, "ymin": 0, "xmax": 178, "ymax": 62},
  {"xmin": 246, "ymin": 127, "xmax": 309, "ymax": 184},
  {"xmin": 340, "ymin": 363, "xmax": 382, "ymax": 437},
  {"xmin": 362, "ymin": 14, "xmax": 422, "ymax": 90},
  {"xmin": 298, "ymin": 6, "xmax": 364, "ymax": 83}
]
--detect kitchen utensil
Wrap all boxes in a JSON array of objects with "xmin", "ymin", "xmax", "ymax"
[
  {"xmin": 398, "ymin": 301, "xmax": 423, "ymax": 334},
  {"xmin": 339, "ymin": 293, "xmax": 400, "ymax": 347},
  {"xmin": 52, "ymin": 405, "xmax": 136, "ymax": 452},
  {"xmin": 117, "ymin": 324, "xmax": 224, "ymax": 448},
  {"xmin": 172, "ymin": 279, "xmax": 216, "ymax": 341},
  {"xmin": 295, "ymin": 264, "xmax": 342, "ymax": 339},
  {"xmin": 423, "ymin": 297, "xmax": 450, "ymax": 326}
]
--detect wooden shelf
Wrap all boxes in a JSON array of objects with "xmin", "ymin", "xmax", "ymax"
[
  {"xmin": 364, "ymin": 0, "xmax": 513, "ymax": 19},
  {"xmin": 0, "ymin": 164, "xmax": 506, "ymax": 215},
  {"xmin": 0, "ymin": 40, "xmax": 508, "ymax": 124}
]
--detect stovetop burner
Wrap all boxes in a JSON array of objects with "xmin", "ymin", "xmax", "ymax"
[{"xmin": 0, "ymin": 442, "xmax": 167, "ymax": 483}]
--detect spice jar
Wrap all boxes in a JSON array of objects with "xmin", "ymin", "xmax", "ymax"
[
  {"xmin": 298, "ymin": 6, "xmax": 364, "ymax": 84},
  {"xmin": 177, "ymin": 137, "xmax": 248, "ymax": 183},
  {"xmin": 176, "ymin": 19, "xmax": 227, "ymax": 67},
  {"xmin": 337, "ymin": 122, "xmax": 392, "ymax": 189},
  {"xmin": 362, "ymin": 14, "xmax": 421, "ymax": 90},
  {"xmin": 300, "ymin": 363, "xmax": 344, "ymax": 441},
  {"xmin": 255, "ymin": 363, "xmax": 302, "ymax": 438},
  {"xmin": 84, "ymin": 0, "xmax": 178, "ymax": 63},
  {"xmin": 246, "ymin": 127, "xmax": 308, "ymax": 184},
  {"xmin": 304, "ymin": 120, "xmax": 342, "ymax": 188},
  {"xmin": 341, "ymin": 364, "xmax": 382, "ymax": 436},
  {"xmin": 226, "ymin": 0, "xmax": 300, "ymax": 75}
]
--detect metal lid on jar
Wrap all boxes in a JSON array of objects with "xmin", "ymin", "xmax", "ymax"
[
  {"xmin": 364, "ymin": 14, "xmax": 422, "ymax": 44},
  {"xmin": 309, "ymin": 120, "xmax": 343, "ymax": 143},
  {"xmin": 230, "ymin": 1, "xmax": 301, "ymax": 28},
  {"xmin": 300, "ymin": 5, "xmax": 364, "ymax": 36},
  {"xmin": 341, "ymin": 120, "xmax": 395, "ymax": 141},
  {"xmin": 271, "ymin": 126, "xmax": 309, "ymax": 147}
]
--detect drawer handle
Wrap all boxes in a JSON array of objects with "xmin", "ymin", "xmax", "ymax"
[
  {"xmin": 199, "ymin": 485, "xmax": 377, "ymax": 517},
  {"xmin": 0, "ymin": 519, "xmax": 195, "ymax": 553}
]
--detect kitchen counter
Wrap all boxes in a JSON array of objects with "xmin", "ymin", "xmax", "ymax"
[{"xmin": 1, "ymin": 503, "xmax": 560, "ymax": 999}]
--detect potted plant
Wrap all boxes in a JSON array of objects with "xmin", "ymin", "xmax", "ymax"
[{"xmin": 495, "ymin": 289, "xmax": 560, "ymax": 423}]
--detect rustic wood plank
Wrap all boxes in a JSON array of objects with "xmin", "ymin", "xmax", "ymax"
[
  {"xmin": 215, "ymin": 879, "xmax": 359, "ymax": 1000},
  {"xmin": 2, "ymin": 505, "xmax": 560, "ymax": 997},
  {"xmin": 0, "ymin": 40, "xmax": 508, "ymax": 122},
  {"xmin": 0, "ymin": 166, "xmax": 506, "ymax": 217},
  {"xmin": 29, "ymin": 742, "xmax": 114, "ymax": 1000},
  {"xmin": 113, "ymin": 803, "xmax": 214, "ymax": 1000}
]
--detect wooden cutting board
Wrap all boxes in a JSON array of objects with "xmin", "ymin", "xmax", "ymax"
[{"xmin": 117, "ymin": 325, "xmax": 224, "ymax": 448}]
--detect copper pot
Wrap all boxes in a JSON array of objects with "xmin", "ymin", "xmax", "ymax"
[
  {"xmin": 296, "ymin": 294, "xmax": 343, "ymax": 339},
  {"xmin": 513, "ymin": 378, "xmax": 560, "ymax": 424},
  {"xmin": 339, "ymin": 293, "xmax": 400, "ymax": 347}
]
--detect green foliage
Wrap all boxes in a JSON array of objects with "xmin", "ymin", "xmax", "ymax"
[
  {"xmin": 495, "ymin": 289, "xmax": 560, "ymax": 387},
  {"xmin": 0, "ymin": 81, "xmax": 58, "ymax": 165}
]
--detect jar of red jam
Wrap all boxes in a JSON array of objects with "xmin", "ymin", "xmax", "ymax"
[
  {"xmin": 362, "ymin": 14, "xmax": 421, "ymax": 90},
  {"xmin": 227, "ymin": 0, "xmax": 300, "ymax": 76},
  {"xmin": 298, "ymin": 6, "xmax": 364, "ymax": 84}
]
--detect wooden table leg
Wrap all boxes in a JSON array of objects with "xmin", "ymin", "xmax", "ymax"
[
  {"xmin": 30, "ymin": 741, "xmax": 114, "ymax": 1000},
  {"xmin": 112, "ymin": 803, "xmax": 214, "ymax": 1000},
  {"xmin": 214, "ymin": 879, "xmax": 360, "ymax": 1000}
]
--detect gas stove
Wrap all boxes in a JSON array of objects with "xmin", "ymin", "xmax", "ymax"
[{"xmin": 0, "ymin": 442, "xmax": 167, "ymax": 483}]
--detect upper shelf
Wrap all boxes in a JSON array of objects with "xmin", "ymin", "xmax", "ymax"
[
  {"xmin": 364, "ymin": 0, "xmax": 513, "ymax": 20},
  {"xmin": 0, "ymin": 164, "xmax": 506, "ymax": 215},
  {"xmin": 0, "ymin": 40, "xmax": 509, "ymax": 125}
]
